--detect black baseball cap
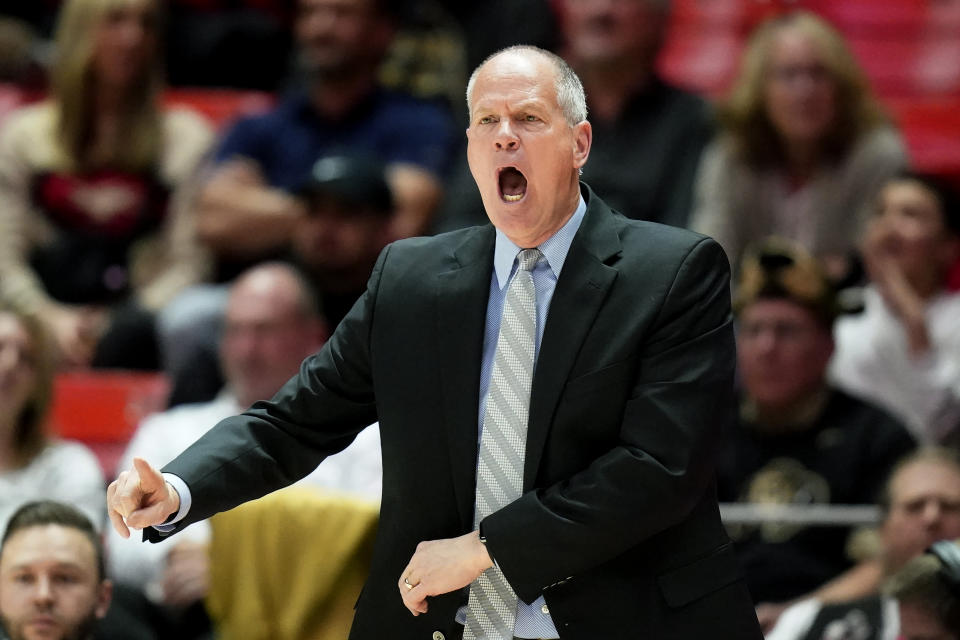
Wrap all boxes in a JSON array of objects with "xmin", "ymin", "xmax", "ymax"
[{"xmin": 298, "ymin": 154, "xmax": 394, "ymax": 214}]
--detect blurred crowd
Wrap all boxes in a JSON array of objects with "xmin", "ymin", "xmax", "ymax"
[{"xmin": 1, "ymin": 0, "xmax": 959, "ymax": 639}]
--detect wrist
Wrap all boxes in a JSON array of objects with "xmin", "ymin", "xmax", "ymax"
[
  {"xmin": 165, "ymin": 481, "xmax": 182, "ymax": 515},
  {"xmin": 475, "ymin": 527, "xmax": 494, "ymax": 572}
]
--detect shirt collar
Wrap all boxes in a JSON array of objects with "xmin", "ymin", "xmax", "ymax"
[{"xmin": 493, "ymin": 194, "xmax": 587, "ymax": 289}]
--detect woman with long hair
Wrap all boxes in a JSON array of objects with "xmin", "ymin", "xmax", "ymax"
[
  {"xmin": 690, "ymin": 11, "xmax": 906, "ymax": 284},
  {"xmin": 0, "ymin": 299, "xmax": 104, "ymax": 533},
  {"xmin": 0, "ymin": 0, "xmax": 212, "ymax": 369}
]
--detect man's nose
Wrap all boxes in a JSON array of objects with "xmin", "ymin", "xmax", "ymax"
[
  {"xmin": 32, "ymin": 576, "xmax": 54, "ymax": 604},
  {"xmin": 922, "ymin": 499, "xmax": 944, "ymax": 526},
  {"xmin": 494, "ymin": 121, "xmax": 519, "ymax": 151}
]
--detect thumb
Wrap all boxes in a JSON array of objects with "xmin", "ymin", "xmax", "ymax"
[
  {"xmin": 127, "ymin": 498, "xmax": 175, "ymax": 529},
  {"xmin": 133, "ymin": 457, "xmax": 164, "ymax": 493}
]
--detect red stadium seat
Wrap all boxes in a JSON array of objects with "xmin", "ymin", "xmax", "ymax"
[{"xmin": 49, "ymin": 371, "xmax": 170, "ymax": 476}]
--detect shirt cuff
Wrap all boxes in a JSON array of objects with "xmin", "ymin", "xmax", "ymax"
[{"xmin": 152, "ymin": 473, "xmax": 192, "ymax": 533}]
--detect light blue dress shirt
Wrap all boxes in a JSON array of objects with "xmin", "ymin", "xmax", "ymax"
[
  {"xmin": 161, "ymin": 196, "xmax": 588, "ymax": 639},
  {"xmin": 463, "ymin": 195, "xmax": 587, "ymax": 639}
]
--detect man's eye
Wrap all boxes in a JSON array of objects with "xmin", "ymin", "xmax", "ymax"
[
  {"xmin": 524, "ymin": 115, "xmax": 539, "ymax": 122},
  {"xmin": 479, "ymin": 116, "xmax": 495, "ymax": 125}
]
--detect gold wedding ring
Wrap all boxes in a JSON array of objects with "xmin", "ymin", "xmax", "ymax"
[{"xmin": 403, "ymin": 576, "xmax": 417, "ymax": 590}]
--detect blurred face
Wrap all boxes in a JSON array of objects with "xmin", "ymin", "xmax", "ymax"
[
  {"xmin": 737, "ymin": 299, "xmax": 833, "ymax": 410},
  {"xmin": 467, "ymin": 51, "xmax": 591, "ymax": 248},
  {"xmin": 560, "ymin": 0, "xmax": 664, "ymax": 66},
  {"xmin": 293, "ymin": 198, "xmax": 389, "ymax": 275},
  {"xmin": 897, "ymin": 602, "xmax": 956, "ymax": 640},
  {"xmin": 90, "ymin": 0, "xmax": 158, "ymax": 90},
  {"xmin": 763, "ymin": 27, "xmax": 837, "ymax": 149},
  {"xmin": 220, "ymin": 272, "xmax": 324, "ymax": 407},
  {"xmin": 295, "ymin": 0, "xmax": 387, "ymax": 77},
  {"xmin": 0, "ymin": 312, "xmax": 38, "ymax": 426},
  {"xmin": 882, "ymin": 461, "xmax": 960, "ymax": 573},
  {"xmin": 870, "ymin": 180, "xmax": 960, "ymax": 285},
  {"xmin": 0, "ymin": 525, "xmax": 110, "ymax": 640}
]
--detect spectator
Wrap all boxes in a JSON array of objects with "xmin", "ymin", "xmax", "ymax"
[
  {"xmin": 435, "ymin": 0, "xmax": 712, "ymax": 232},
  {"xmin": 0, "ymin": 300, "xmax": 103, "ymax": 535},
  {"xmin": 194, "ymin": 0, "xmax": 457, "ymax": 284},
  {"xmin": 830, "ymin": 172, "xmax": 960, "ymax": 445},
  {"xmin": 718, "ymin": 239, "xmax": 915, "ymax": 614},
  {"xmin": 0, "ymin": 0, "xmax": 213, "ymax": 370},
  {"xmin": 767, "ymin": 447, "xmax": 960, "ymax": 640},
  {"xmin": 690, "ymin": 11, "xmax": 906, "ymax": 285},
  {"xmin": 108, "ymin": 263, "xmax": 381, "ymax": 637},
  {"xmin": 290, "ymin": 154, "xmax": 394, "ymax": 329},
  {"xmin": 0, "ymin": 501, "xmax": 111, "ymax": 640},
  {"xmin": 885, "ymin": 539, "xmax": 960, "ymax": 640}
]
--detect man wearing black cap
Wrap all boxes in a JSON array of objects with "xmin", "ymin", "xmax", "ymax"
[{"xmin": 291, "ymin": 155, "xmax": 394, "ymax": 329}]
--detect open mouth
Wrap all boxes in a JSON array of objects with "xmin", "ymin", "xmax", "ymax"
[{"xmin": 498, "ymin": 167, "xmax": 527, "ymax": 203}]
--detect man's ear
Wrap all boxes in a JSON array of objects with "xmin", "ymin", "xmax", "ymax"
[
  {"xmin": 95, "ymin": 579, "xmax": 113, "ymax": 619},
  {"xmin": 572, "ymin": 121, "xmax": 592, "ymax": 170}
]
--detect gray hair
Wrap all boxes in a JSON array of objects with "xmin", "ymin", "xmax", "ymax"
[{"xmin": 465, "ymin": 45, "xmax": 588, "ymax": 127}]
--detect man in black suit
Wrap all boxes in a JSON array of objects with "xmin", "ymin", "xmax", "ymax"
[{"xmin": 107, "ymin": 45, "xmax": 761, "ymax": 639}]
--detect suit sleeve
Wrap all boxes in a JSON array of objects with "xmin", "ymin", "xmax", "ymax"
[
  {"xmin": 148, "ymin": 247, "xmax": 391, "ymax": 539},
  {"xmin": 482, "ymin": 237, "xmax": 737, "ymax": 603}
]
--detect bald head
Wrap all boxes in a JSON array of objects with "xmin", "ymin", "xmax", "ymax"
[
  {"xmin": 222, "ymin": 263, "xmax": 327, "ymax": 408},
  {"xmin": 466, "ymin": 45, "xmax": 588, "ymax": 127}
]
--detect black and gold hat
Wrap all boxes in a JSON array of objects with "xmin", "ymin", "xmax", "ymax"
[{"xmin": 734, "ymin": 237, "xmax": 840, "ymax": 327}]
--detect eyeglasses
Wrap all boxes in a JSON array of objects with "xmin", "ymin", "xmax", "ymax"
[{"xmin": 737, "ymin": 320, "xmax": 818, "ymax": 343}]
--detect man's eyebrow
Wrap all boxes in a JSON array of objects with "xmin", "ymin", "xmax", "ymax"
[{"xmin": 5, "ymin": 560, "xmax": 87, "ymax": 571}]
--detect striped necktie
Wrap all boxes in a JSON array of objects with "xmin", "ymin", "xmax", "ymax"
[{"xmin": 465, "ymin": 248, "xmax": 541, "ymax": 640}]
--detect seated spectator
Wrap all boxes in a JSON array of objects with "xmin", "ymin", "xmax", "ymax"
[
  {"xmin": 0, "ymin": 501, "xmax": 111, "ymax": 640},
  {"xmin": 767, "ymin": 447, "xmax": 960, "ymax": 640},
  {"xmin": 435, "ymin": 0, "xmax": 712, "ymax": 233},
  {"xmin": 109, "ymin": 263, "xmax": 381, "ymax": 637},
  {"xmin": 194, "ymin": 0, "xmax": 457, "ymax": 284},
  {"xmin": 690, "ymin": 11, "xmax": 906, "ymax": 285},
  {"xmin": 0, "ymin": 0, "xmax": 213, "ymax": 370},
  {"xmin": 885, "ymin": 539, "xmax": 960, "ymax": 640},
  {"xmin": 290, "ymin": 154, "xmax": 394, "ymax": 328},
  {"xmin": 830, "ymin": 172, "xmax": 960, "ymax": 444},
  {"xmin": 0, "ymin": 300, "xmax": 104, "ymax": 535},
  {"xmin": 718, "ymin": 239, "xmax": 915, "ymax": 613}
]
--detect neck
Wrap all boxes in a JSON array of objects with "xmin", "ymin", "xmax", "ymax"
[
  {"xmin": 576, "ymin": 58, "xmax": 652, "ymax": 123},
  {"xmin": 782, "ymin": 140, "xmax": 820, "ymax": 181},
  {"xmin": 745, "ymin": 385, "xmax": 829, "ymax": 432},
  {"xmin": 906, "ymin": 272, "xmax": 944, "ymax": 301},
  {"xmin": 309, "ymin": 72, "xmax": 377, "ymax": 121}
]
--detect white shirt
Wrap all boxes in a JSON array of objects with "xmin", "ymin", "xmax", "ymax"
[
  {"xmin": 766, "ymin": 596, "xmax": 899, "ymax": 640},
  {"xmin": 0, "ymin": 440, "xmax": 104, "ymax": 536},
  {"xmin": 829, "ymin": 286, "xmax": 960, "ymax": 443}
]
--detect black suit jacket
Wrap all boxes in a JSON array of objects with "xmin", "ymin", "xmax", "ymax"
[{"xmin": 154, "ymin": 185, "xmax": 762, "ymax": 639}]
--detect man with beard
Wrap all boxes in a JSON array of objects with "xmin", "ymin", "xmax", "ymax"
[
  {"xmin": 195, "ymin": 0, "xmax": 457, "ymax": 281},
  {"xmin": 0, "ymin": 501, "xmax": 110, "ymax": 640}
]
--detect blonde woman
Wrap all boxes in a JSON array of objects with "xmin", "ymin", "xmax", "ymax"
[
  {"xmin": 690, "ymin": 11, "xmax": 906, "ymax": 284},
  {"xmin": 0, "ymin": 300, "xmax": 104, "ymax": 534},
  {"xmin": 0, "ymin": 0, "xmax": 212, "ymax": 369}
]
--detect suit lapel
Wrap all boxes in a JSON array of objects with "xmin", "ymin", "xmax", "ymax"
[
  {"xmin": 435, "ymin": 226, "xmax": 496, "ymax": 529},
  {"xmin": 524, "ymin": 187, "xmax": 623, "ymax": 489}
]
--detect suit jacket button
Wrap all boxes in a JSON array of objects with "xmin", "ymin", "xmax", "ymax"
[
  {"xmin": 541, "ymin": 604, "xmax": 550, "ymax": 615},
  {"xmin": 432, "ymin": 632, "xmax": 445, "ymax": 640}
]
